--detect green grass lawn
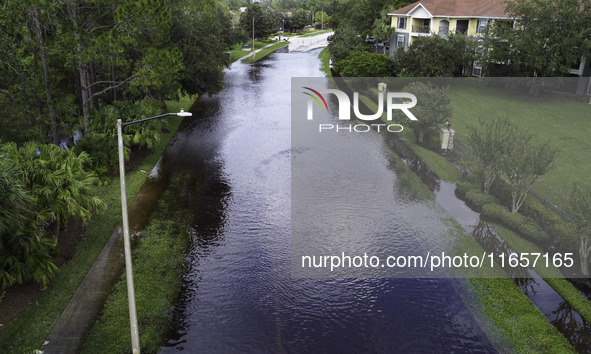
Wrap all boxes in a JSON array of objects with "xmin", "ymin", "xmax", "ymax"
[
  {"xmin": 318, "ymin": 47, "xmax": 332, "ymax": 77},
  {"xmin": 448, "ymin": 80, "xmax": 591, "ymax": 209},
  {"xmin": 229, "ymin": 41, "xmax": 274, "ymax": 62},
  {"xmin": 243, "ymin": 41, "xmax": 289, "ymax": 63}
]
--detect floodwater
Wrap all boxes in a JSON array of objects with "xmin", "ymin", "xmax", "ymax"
[{"xmin": 155, "ymin": 48, "xmax": 501, "ymax": 352}]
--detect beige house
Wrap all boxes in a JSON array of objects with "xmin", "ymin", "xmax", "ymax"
[
  {"xmin": 388, "ymin": 0, "xmax": 590, "ymax": 78},
  {"xmin": 388, "ymin": 0, "xmax": 510, "ymax": 44}
]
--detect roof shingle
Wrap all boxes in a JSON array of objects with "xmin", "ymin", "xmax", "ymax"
[{"xmin": 389, "ymin": 0, "xmax": 510, "ymax": 18}]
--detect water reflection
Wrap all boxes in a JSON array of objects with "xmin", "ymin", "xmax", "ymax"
[
  {"xmin": 159, "ymin": 50, "xmax": 497, "ymax": 352},
  {"xmin": 470, "ymin": 218, "xmax": 591, "ymax": 351},
  {"xmin": 552, "ymin": 301, "xmax": 591, "ymax": 353},
  {"xmin": 383, "ymin": 134, "xmax": 441, "ymax": 193}
]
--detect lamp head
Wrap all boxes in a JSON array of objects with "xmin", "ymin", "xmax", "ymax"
[{"xmin": 177, "ymin": 108, "xmax": 192, "ymax": 117}]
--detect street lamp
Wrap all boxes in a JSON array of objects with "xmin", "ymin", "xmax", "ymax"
[
  {"xmin": 116, "ymin": 108, "xmax": 192, "ymax": 354},
  {"xmin": 252, "ymin": 16, "xmax": 255, "ymax": 61}
]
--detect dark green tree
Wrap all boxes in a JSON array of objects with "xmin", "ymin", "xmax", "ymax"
[
  {"xmin": 0, "ymin": 153, "xmax": 57, "ymax": 289},
  {"xmin": 170, "ymin": 0, "xmax": 233, "ymax": 97},
  {"xmin": 290, "ymin": 9, "xmax": 312, "ymax": 31},
  {"xmin": 401, "ymin": 82, "xmax": 451, "ymax": 143},
  {"xmin": 394, "ymin": 35, "xmax": 475, "ymax": 76},
  {"xmin": 500, "ymin": 134, "xmax": 557, "ymax": 213},
  {"xmin": 371, "ymin": 7, "xmax": 395, "ymax": 54},
  {"xmin": 469, "ymin": 118, "xmax": 514, "ymax": 194},
  {"xmin": 327, "ymin": 27, "xmax": 365, "ymax": 62},
  {"xmin": 483, "ymin": 0, "xmax": 591, "ymax": 77},
  {"xmin": 331, "ymin": 0, "xmax": 409, "ymax": 34},
  {"xmin": 333, "ymin": 51, "xmax": 393, "ymax": 76},
  {"xmin": 2, "ymin": 142, "xmax": 106, "ymax": 240},
  {"xmin": 240, "ymin": 4, "xmax": 278, "ymax": 40},
  {"xmin": 567, "ymin": 184, "xmax": 591, "ymax": 275}
]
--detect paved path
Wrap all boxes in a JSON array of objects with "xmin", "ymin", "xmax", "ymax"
[
  {"xmin": 41, "ymin": 161, "xmax": 167, "ymax": 353},
  {"xmin": 240, "ymin": 31, "xmax": 333, "ymax": 63},
  {"xmin": 287, "ymin": 32, "xmax": 333, "ymax": 52}
]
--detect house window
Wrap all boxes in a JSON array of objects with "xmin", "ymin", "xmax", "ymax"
[
  {"xmin": 398, "ymin": 17, "xmax": 407, "ymax": 29},
  {"xmin": 456, "ymin": 20, "xmax": 469, "ymax": 34},
  {"xmin": 396, "ymin": 35, "xmax": 405, "ymax": 48},
  {"xmin": 477, "ymin": 19, "xmax": 488, "ymax": 34}
]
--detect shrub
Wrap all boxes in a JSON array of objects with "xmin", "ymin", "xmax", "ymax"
[
  {"xmin": 334, "ymin": 51, "xmax": 394, "ymax": 77},
  {"xmin": 489, "ymin": 177, "xmax": 513, "ymax": 207},
  {"xmin": 466, "ymin": 167, "xmax": 485, "ymax": 186},
  {"xmin": 465, "ymin": 189, "xmax": 499, "ymax": 210},
  {"xmin": 551, "ymin": 221, "xmax": 579, "ymax": 253},
  {"xmin": 482, "ymin": 204, "xmax": 549, "ymax": 244},
  {"xmin": 74, "ymin": 132, "xmax": 118, "ymax": 182},
  {"xmin": 521, "ymin": 197, "xmax": 564, "ymax": 228},
  {"xmin": 455, "ymin": 181, "xmax": 474, "ymax": 198},
  {"xmin": 518, "ymin": 194, "xmax": 580, "ymax": 255}
]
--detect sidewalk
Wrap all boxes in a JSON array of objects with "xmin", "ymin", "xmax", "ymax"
[
  {"xmin": 240, "ymin": 41, "xmax": 281, "ymax": 62},
  {"xmin": 40, "ymin": 162, "xmax": 168, "ymax": 353},
  {"xmin": 287, "ymin": 32, "xmax": 333, "ymax": 52},
  {"xmin": 240, "ymin": 31, "xmax": 333, "ymax": 62}
]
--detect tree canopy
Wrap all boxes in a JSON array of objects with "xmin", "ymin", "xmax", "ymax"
[
  {"xmin": 483, "ymin": 0, "xmax": 591, "ymax": 76},
  {"xmin": 240, "ymin": 4, "xmax": 279, "ymax": 40},
  {"xmin": 393, "ymin": 35, "xmax": 475, "ymax": 77},
  {"xmin": 327, "ymin": 27, "xmax": 366, "ymax": 62},
  {"xmin": 401, "ymin": 82, "xmax": 451, "ymax": 143},
  {"xmin": 567, "ymin": 184, "xmax": 591, "ymax": 275},
  {"xmin": 333, "ymin": 51, "xmax": 394, "ymax": 76},
  {"xmin": 0, "ymin": 0, "xmax": 238, "ymax": 289}
]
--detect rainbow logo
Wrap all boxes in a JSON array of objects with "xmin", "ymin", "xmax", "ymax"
[{"xmin": 302, "ymin": 87, "xmax": 328, "ymax": 111}]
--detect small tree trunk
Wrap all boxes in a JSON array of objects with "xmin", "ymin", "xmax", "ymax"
[
  {"xmin": 580, "ymin": 236, "xmax": 590, "ymax": 276},
  {"xmin": 31, "ymin": 7, "xmax": 59, "ymax": 145},
  {"xmin": 111, "ymin": 61, "xmax": 117, "ymax": 102},
  {"xmin": 418, "ymin": 129, "xmax": 426, "ymax": 143},
  {"xmin": 483, "ymin": 169, "xmax": 496, "ymax": 194}
]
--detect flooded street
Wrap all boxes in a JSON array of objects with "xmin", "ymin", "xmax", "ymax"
[{"xmin": 156, "ymin": 48, "xmax": 497, "ymax": 352}]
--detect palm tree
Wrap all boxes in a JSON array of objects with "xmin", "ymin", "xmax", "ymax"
[
  {"xmin": 0, "ymin": 152, "xmax": 57, "ymax": 289},
  {"xmin": 5, "ymin": 142, "xmax": 106, "ymax": 240},
  {"xmin": 0, "ymin": 141, "xmax": 105, "ymax": 289}
]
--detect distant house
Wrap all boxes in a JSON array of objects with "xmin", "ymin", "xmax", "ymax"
[{"xmin": 388, "ymin": 0, "xmax": 590, "ymax": 78}]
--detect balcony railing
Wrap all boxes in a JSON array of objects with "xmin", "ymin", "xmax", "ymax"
[{"xmin": 411, "ymin": 25, "xmax": 430, "ymax": 33}]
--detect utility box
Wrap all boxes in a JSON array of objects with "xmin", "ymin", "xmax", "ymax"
[
  {"xmin": 378, "ymin": 83, "xmax": 387, "ymax": 92},
  {"xmin": 440, "ymin": 127, "xmax": 455, "ymax": 150}
]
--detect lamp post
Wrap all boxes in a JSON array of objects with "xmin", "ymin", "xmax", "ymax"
[
  {"xmin": 252, "ymin": 16, "xmax": 255, "ymax": 61},
  {"xmin": 117, "ymin": 108, "xmax": 192, "ymax": 354}
]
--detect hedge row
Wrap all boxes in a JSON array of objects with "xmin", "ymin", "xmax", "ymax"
[
  {"xmin": 455, "ymin": 179, "xmax": 550, "ymax": 244},
  {"xmin": 458, "ymin": 171, "xmax": 576, "ymax": 250},
  {"xmin": 481, "ymin": 204, "xmax": 549, "ymax": 244}
]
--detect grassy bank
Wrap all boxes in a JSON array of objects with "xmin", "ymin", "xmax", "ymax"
[
  {"xmin": 82, "ymin": 176, "xmax": 192, "ymax": 353},
  {"xmin": 471, "ymin": 276, "xmax": 575, "ymax": 353},
  {"xmin": 0, "ymin": 95, "xmax": 195, "ymax": 352},
  {"xmin": 319, "ymin": 47, "xmax": 332, "ymax": 77},
  {"xmin": 229, "ymin": 40, "xmax": 278, "ymax": 62},
  {"xmin": 446, "ymin": 219, "xmax": 576, "ymax": 353},
  {"xmin": 243, "ymin": 41, "xmax": 290, "ymax": 63},
  {"xmin": 356, "ymin": 92, "xmax": 462, "ymax": 183},
  {"xmin": 493, "ymin": 223, "xmax": 591, "ymax": 324}
]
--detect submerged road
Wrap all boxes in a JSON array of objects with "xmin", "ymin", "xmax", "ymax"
[{"xmin": 156, "ymin": 45, "xmax": 496, "ymax": 352}]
